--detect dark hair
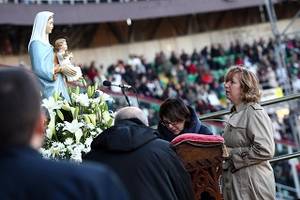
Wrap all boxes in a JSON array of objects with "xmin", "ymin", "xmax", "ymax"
[
  {"xmin": 159, "ymin": 98, "xmax": 191, "ymax": 123},
  {"xmin": 0, "ymin": 67, "xmax": 41, "ymax": 148}
]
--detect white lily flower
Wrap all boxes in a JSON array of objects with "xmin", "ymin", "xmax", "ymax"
[
  {"xmin": 97, "ymin": 90, "xmax": 113, "ymax": 102},
  {"xmin": 76, "ymin": 93, "xmax": 89, "ymax": 107},
  {"xmin": 49, "ymin": 142, "xmax": 65, "ymax": 157},
  {"xmin": 63, "ymin": 120, "xmax": 84, "ymax": 134},
  {"xmin": 86, "ymin": 123, "xmax": 95, "ymax": 130},
  {"xmin": 40, "ymin": 148, "xmax": 51, "ymax": 158},
  {"xmin": 74, "ymin": 129, "xmax": 83, "ymax": 143},
  {"xmin": 41, "ymin": 85, "xmax": 115, "ymax": 161},
  {"xmin": 42, "ymin": 96, "xmax": 62, "ymax": 111},
  {"xmin": 96, "ymin": 128, "xmax": 103, "ymax": 134},
  {"xmin": 45, "ymin": 128, "xmax": 52, "ymax": 139},
  {"xmin": 70, "ymin": 152, "xmax": 82, "ymax": 162},
  {"xmin": 46, "ymin": 112, "xmax": 56, "ymax": 139},
  {"xmin": 90, "ymin": 96, "xmax": 101, "ymax": 104},
  {"xmin": 90, "ymin": 131, "xmax": 97, "ymax": 136},
  {"xmin": 64, "ymin": 138, "xmax": 74, "ymax": 146},
  {"xmin": 70, "ymin": 144, "xmax": 85, "ymax": 162},
  {"xmin": 85, "ymin": 137, "xmax": 93, "ymax": 147}
]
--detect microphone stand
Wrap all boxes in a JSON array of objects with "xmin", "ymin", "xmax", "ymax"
[
  {"xmin": 131, "ymin": 87, "xmax": 140, "ymax": 107},
  {"xmin": 121, "ymin": 87, "xmax": 131, "ymax": 106}
]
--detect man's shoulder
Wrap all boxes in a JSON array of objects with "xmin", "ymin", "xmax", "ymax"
[
  {"xmin": 42, "ymin": 158, "xmax": 112, "ymax": 178},
  {"xmin": 150, "ymin": 137, "xmax": 170, "ymax": 146},
  {"xmin": 36, "ymin": 158, "xmax": 125, "ymax": 193},
  {"xmin": 0, "ymin": 150, "xmax": 128, "ymax": 200}
]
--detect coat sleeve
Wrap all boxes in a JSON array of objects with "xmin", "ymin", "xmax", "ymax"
[
  {"xmin": 230, "ymin": 108, "xmax": 275, "ymax": 171},
  {"xmin": 29, "ymin": 41, "xmax": 55, "ymax": 82}
]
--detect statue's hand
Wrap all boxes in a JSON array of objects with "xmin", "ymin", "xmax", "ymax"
[{"xmin": 61, "ymin": 65, "xmax": 77, "ymax": 76}]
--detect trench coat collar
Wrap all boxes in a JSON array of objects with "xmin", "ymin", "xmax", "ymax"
[{"xmin": 231, "ymin": 102, "xmax": 254, "ymax": 113}]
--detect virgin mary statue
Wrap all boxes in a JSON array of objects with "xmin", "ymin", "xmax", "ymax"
[{"xmin": 28, "ymin": 11, "xmax": 70, "ymax": 101}]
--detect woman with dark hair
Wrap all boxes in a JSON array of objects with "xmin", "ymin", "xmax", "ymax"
[
  {"xmin": 222, "ymin": 65, "xmax": 275, "ymax": 200},
  {"xmin": 158, "ymin": 98, "xmax": 212, "ymax": 141}
]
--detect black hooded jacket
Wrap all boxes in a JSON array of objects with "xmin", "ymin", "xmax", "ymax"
[
  {"xmin": 83, "ymin": 119, "xmax": 194, "ymax": 200},
  {"xmin": 158, "ymin": 106, "xmax": 213, "ymax": 142}
]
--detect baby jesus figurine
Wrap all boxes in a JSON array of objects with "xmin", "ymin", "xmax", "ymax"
[{"xmin": 54, "ymin": 38, "xmax": 82, "ymax": 82}]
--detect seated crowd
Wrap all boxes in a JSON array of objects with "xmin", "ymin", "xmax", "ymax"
[{"xmin": 81, "ymin": 37, "xmax": 300, "ymax": 141}]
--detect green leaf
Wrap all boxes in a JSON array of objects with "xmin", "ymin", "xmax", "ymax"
[
  {"xmin": 56, "ymin": 110, "xmax": 64, "ymax": 121},
  {"xmin": 89, "ymin": 114, "xmax": 96, "ymax": 126},
  {"xmin": 107, "ymin": 118, "xmax": 113, "ymax": 127},
  {"xmin": 91, "ymin": 86, "xmax": 95, "ymax": 97},
  {"xmin": 53, "ymin": 92, "xmax": 59, "ymax": 101},
  {"xmin": 83, "ymin": 114, "xmax": 91, "ymax": 124},
  {"xmin": 94, "ymin": 82, "xmax": 98, "ymax": 91},
  {"xmin": 70, "ymin": 107, "xmax": 76, "ymax": 119},
  {"xmin": 87, "ymin": 86, "xmax": 92, "ymax": 98},
  {"xmin": 74, "ymin": 107, "xmax": 79, "ymax": 119},
  {"xmin": 67, "ymin": 87, "xmax": 72, "ymax": 97},
  {"xmin": 62, "ymin": 104, "xmax": 71, "ymax": 111},
  {"xmin": 75, "ymin": 86, "xmax": 80, "ymax": 95},
  {"xmin": 81, "ymin": 79, "xmax": 87, "ymax": 87}
]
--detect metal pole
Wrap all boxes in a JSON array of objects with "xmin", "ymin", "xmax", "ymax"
[
  {"xmin": 270, "ymin": 151, "xmax": 300, "ymax": 163},
  {"xmin": 264, "ymin": 0, "xmax": 291, "ymax": 95},
  {"xmin": 281, "ymin": 10, "xmax": 300, "ymax": 36},
  {"xmin": 200, "ymin": 93, "xmax": 300, "ymax": 120},
  {"xmin": 287, "ymin": 146, "xmax": 300, "ymax": 198},
  {"xmin": 264, "ymin": 0, "xmax": 300, "ymax": 147}
]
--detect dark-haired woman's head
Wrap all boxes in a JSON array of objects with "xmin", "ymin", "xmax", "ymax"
[{"xmin": 159, "ymin": 98, "xmax": 190, "ymax": 134}]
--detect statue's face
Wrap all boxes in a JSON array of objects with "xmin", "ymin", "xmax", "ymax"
[
  {"xmin": 46, "ymin": 16, "xmax": 54, "ymax": 34},
  {"xmin": 61, "ymin": 41, "xmax": 68, "ymax": 51}
]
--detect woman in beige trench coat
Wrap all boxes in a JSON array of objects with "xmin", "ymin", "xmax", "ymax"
[{"xmin": 222, "ymin": 65, "xmax": 275, "ymax": 200}]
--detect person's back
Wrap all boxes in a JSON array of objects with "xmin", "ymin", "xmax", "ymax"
[
  {"xmin": 84, "ymin": 107, "xmax": 194, "ymax": 200},
  {"xmin": 0, "ymin": 67, "xmax": 128, "ymax": 200},
  {"xmin": 0, "ymin": 146, "xmax": 127, "ymax": 200}
]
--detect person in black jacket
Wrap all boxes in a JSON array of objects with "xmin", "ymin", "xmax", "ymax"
[
  {"xmin": 0, "ymin": 67, "xmax": 128, "ymax": 200},
  {"xmin": 158, "ymin": 98, "xmax": 213, "ymax": 141},
  {"xmin": 83, "ymin": 106, "xmax": 194, "ymax": 200}
]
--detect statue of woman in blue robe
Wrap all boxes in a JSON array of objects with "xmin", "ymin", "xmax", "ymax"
[{"xmin": 28, "ymin": 11, "xmax": 75, "ymax": 101}]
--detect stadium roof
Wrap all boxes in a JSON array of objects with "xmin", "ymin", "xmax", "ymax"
[{"xmin": 0, "ymin": 0, "xmax": 281, "ymax": 25}]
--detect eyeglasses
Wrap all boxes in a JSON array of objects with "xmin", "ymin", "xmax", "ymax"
[
  {"xmin": 160, "ymin": 120, "xmax": 177, "ymax": 127},
  {"xmin": 160, "ymin": 119, "xmax": 184, "ymax": 130}
]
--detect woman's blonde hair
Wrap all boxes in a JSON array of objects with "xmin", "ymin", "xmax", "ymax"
[{"xmin": 224, "ymin": 65, "xmax": 261, "ymax": 103}]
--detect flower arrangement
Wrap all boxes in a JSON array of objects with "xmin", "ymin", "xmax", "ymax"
[{"xmin": 40, "ymin": 84, "xmax": 114, "ymax": 162}]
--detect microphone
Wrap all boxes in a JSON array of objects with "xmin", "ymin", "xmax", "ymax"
[{"xmin": 103, "ymin": 80, "xmax": 132, "ymax": 89}]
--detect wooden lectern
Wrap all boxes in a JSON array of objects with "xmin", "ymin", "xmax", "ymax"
[{"xmin": 171, "ymin": 133, "xmax": 226, "ymax": 200}]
